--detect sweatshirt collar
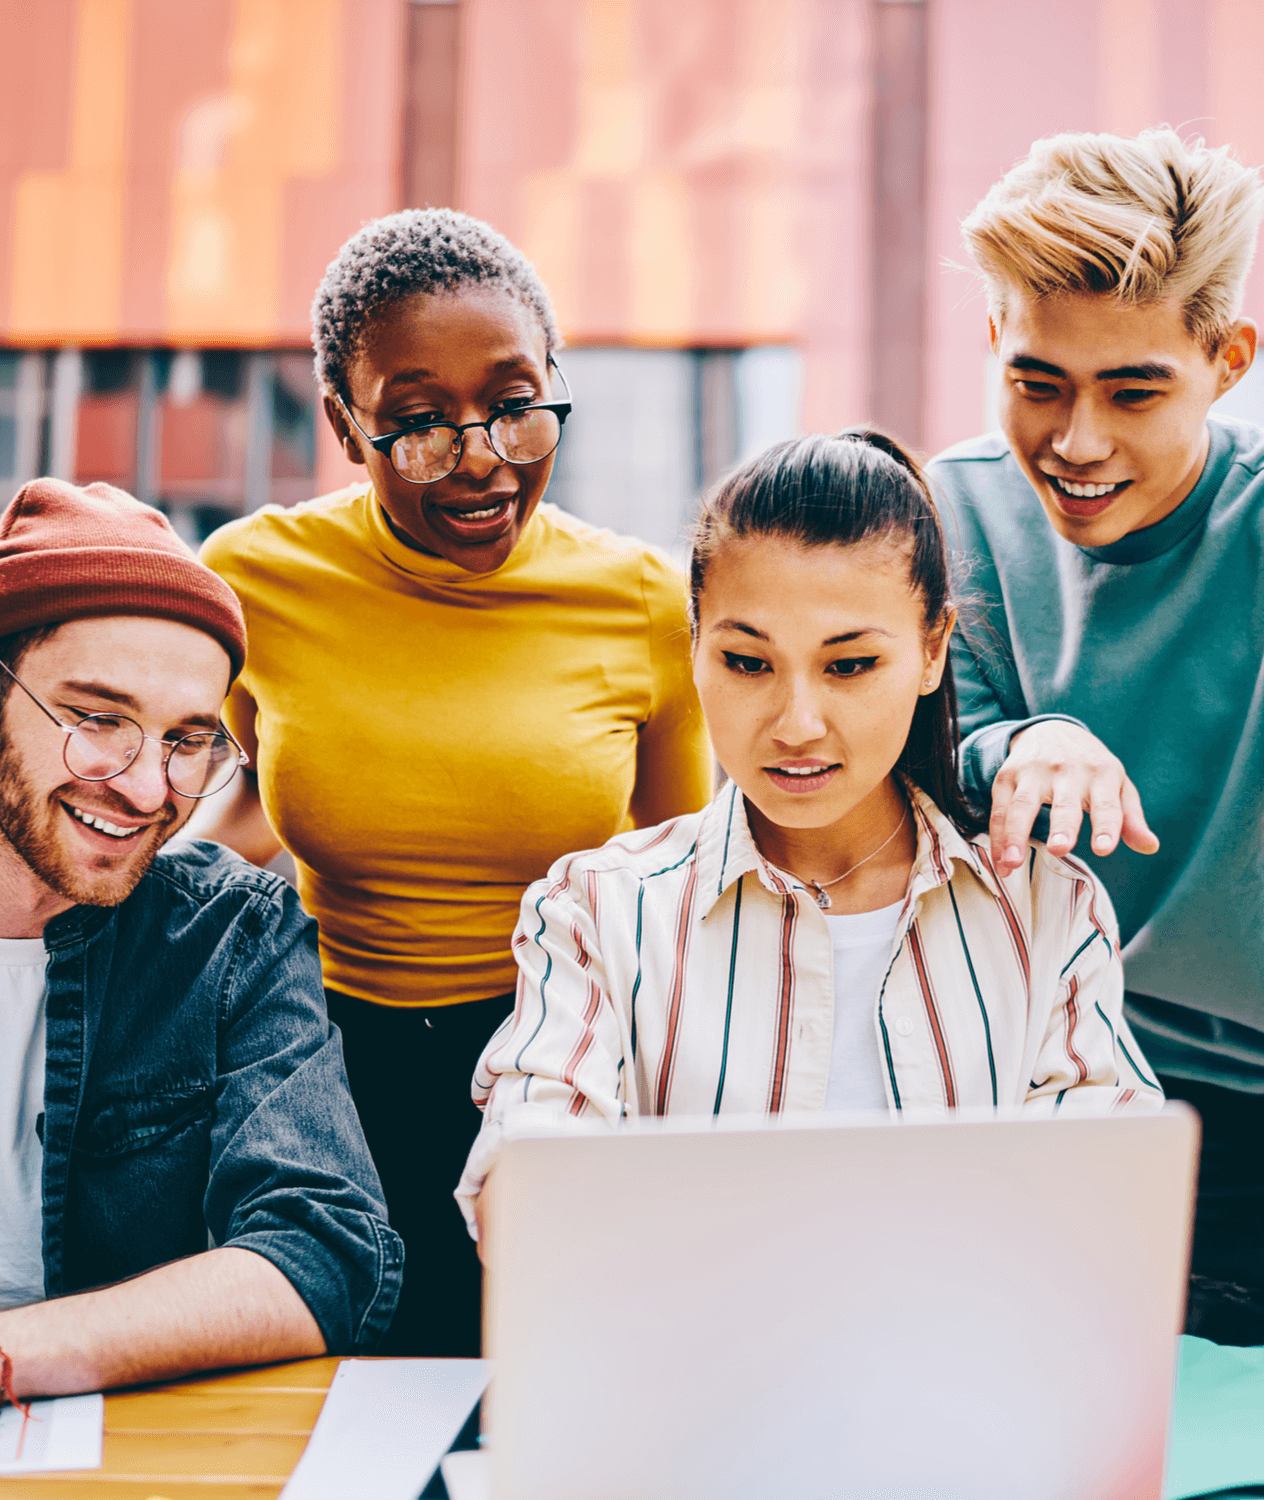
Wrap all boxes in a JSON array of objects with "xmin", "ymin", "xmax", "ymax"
[{"xmin": 1077, "ymin": 418, "xmax": 1233, "ymax": 565}]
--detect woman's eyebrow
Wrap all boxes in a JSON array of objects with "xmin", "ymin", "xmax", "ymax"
[
  {"xmin": 711, "ymin": 619, "xmax": 769, "ymax": 640},
  {"xmin": 823, "ymin": 628, "xmax": 893, "ymax": 644},
  {"xmin": 382, "ymin": 356, "xmax": 539, "ymax": 392},
  {"xmin": 487, "ymin": 356, "xmax": 539, "ymax": 375},
  {"xmin": 382, "ymin": 367, "xmax": 440, "ymax": 390},
  {"xmin": 710, "ymin": 621, "xmax": 893, "ymax": 644}
]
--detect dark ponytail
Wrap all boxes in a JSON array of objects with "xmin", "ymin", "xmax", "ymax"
[{"xmin": 689, "ymin": 427, "xmax": 985, "ymax": 837}]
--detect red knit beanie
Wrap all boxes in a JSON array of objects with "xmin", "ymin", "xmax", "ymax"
[{"xmin": 0, "ymin": 479, "xmax": 246, "ymax": 678}]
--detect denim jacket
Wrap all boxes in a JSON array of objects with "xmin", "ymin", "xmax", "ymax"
[{"xmin": 39, "ymin": 839, "xmax": 402, "ymax": 1353}]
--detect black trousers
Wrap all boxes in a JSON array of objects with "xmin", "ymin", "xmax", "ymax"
[
  {"xmin": 325, "ymin": 988, "xmax": 515, "ymax": 1357},
  {"xmin": 1157, "ymin": 1073, "xmax": 1264, "ymax": 1346}
]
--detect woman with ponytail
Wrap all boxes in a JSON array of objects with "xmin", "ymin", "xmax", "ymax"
[{"xmin": 457, "ymin": 429, "xmax": 1162, "ymax": 1235}]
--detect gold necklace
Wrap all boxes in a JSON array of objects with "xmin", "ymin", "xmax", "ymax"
[{"xmin": 799, "ymin": 806, "xmax": 909, "ymax": 910}]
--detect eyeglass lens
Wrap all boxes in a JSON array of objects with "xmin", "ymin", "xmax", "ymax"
[
  {"xmin": 390, "ymin": 407, "xmax": 561, "ymax": 482},
  {"xmin": 65, "ymin": 716, "xmax": 240, "ymax": 798}
]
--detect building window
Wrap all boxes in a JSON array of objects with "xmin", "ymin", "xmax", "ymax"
[
  {"xmin": 547, "ymin": 345, "xmax": 801, "ymax": 561},
  {"xmin": 0, "ymin": 347, "xmax": 319, "ymax": 542}
]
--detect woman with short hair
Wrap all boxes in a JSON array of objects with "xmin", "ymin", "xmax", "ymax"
[
  {"xmin": 459, "ymin": 429, "xmax": 1162, "ymax": 1237},
  {"xmin": 201, "ymin": 209, "xmax": 711, "ymax": 1354}
]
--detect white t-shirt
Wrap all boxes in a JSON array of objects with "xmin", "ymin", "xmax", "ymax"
[
  {"xmin": 0, "ymin": 936, "xmax": 48, "ymax": 1310},
  {"xmin": 823, "ymin": 900, "xmax": 903, "ymax": 1112}
]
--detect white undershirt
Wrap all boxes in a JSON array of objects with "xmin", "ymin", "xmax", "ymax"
[
  {"xmin": 823, "ymin": 900, "xmax": 903, "ymax": 1112},
  {"xmin": 0, "ymin": 936, "xmax": 48, "ymax": 1310}
]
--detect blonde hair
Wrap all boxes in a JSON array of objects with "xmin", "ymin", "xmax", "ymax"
[{"xmin": 962, "ymin": 128, "xmax": 1264, "ymax": 354}]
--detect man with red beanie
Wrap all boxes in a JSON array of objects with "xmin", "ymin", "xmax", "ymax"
[{"xmin": 0, "ymin": 480, "xmax": 401, "ymax": 1400}]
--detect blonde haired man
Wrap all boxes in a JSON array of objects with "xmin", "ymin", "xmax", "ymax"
[{"xmin": 930, "ymin": 128, "xmax": 1264, "ymax": 1345}]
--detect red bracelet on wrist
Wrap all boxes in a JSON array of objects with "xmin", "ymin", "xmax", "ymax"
[{"xmin": 0, "ymin": 1345, "xmax": 36, "ymax": 1460}]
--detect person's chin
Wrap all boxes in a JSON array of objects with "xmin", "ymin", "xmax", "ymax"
[
  {"xmin": 419, "ymin": 496, "xmax": 535, "ymax": 572},
  {"xmin": 48, "ymin": 826, "xmax": 170, "ymax": 907},
  {"xmin": 1034, "ymin": 481, "xmax": 1139, "ymax": 547},
  {"xmin": 746, "ymin": 784, "xmax": 849, "ymax": 831}
]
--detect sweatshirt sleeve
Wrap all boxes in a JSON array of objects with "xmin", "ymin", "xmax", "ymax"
[{"xmin": 952, "ymin": 624, "xmax": 1031, "ymax": 808}]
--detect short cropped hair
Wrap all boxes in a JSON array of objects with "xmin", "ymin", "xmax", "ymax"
[
  {"xmin": 0, "ymin": 624, "xmax": 57, "ymax": 717},
  {"xmin": 962, "ymin": 128, "xmax": 1264, "ymax": 355},
  {"xmin": 311, "ymin": 208, "xmax": 561, "ymax": 397}
]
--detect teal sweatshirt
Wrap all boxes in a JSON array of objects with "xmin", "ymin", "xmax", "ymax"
[{"xmin": 930, "ymin": 416, "xmax": 1264, "ymax": 1091}]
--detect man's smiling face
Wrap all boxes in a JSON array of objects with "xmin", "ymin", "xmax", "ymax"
[
  {"xmin": 993, "ymin": 290, "xmax": 1254, "ymax": 547},
  {"xmin": 0, "ymin": 616, "xmax": 231, "ymax": 913}
]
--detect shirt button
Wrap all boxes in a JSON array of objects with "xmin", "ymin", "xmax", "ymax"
[{"xmin": 895, "ymin": 1017, "xmax": 915, "ymax": 1037}]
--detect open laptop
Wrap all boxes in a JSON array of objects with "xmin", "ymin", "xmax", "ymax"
[{"xmin": 474, "ymin": 1108, "xmax": 1197, "ymax": 1500}]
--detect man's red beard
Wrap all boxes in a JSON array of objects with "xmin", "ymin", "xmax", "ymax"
[{"xmin": 0, "ymin": 737, "xmax": 179, "ymax": 908}]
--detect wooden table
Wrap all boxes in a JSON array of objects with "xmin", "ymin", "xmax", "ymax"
[{"xmin": 0, "ymin": 1358, "xmax": 340, "ymax": 1500}]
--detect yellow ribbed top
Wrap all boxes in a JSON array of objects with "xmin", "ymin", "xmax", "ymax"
[{"xmin": 202, "ymin": 487, "xmax": 711, "ymax": 1006}]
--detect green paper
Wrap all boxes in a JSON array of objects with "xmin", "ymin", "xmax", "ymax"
[{"xmin": 1166, "ymin": 1336, "xmax": 1264, "ymax": 1499}]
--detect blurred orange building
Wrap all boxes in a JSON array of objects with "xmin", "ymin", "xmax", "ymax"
[{"xmin": 0, "ymin": 0, "xmax": 1261, "ymax": 549}]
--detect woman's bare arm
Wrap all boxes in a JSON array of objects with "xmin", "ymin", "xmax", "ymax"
[{"xmin": 195, "ymin": 772, "xmax": 284, "ymax": 867}]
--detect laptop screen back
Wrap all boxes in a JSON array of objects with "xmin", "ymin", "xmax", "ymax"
[{"xmin": 485, "ymin": 1109, "xmax": 1196, "ymax": 1500}]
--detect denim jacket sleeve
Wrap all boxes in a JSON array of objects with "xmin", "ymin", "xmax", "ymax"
[{"xmin": 202, "ymin": 871, "xmax": 403, "ymax": 1353}]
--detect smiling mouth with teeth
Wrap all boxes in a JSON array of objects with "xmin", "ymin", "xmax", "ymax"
[
  {"xmin": 1046, "ymin": 475, "xmax": 1126, "ymax": 499},
  {"xmin": 65, "ymin": 803, "xmax": 145, "ymax": 840},
  {"xmin": 440, "ymin": 499, "xmax": 513, "ymax": 521},
  {"xmin": 765, "ymin": 764, "xmax": 841, "ymax": 786}
]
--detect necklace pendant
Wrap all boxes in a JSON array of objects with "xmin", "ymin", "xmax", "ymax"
[{"xmin": 813, "ymin": 886, "xmax": 832, "ymax": 911}]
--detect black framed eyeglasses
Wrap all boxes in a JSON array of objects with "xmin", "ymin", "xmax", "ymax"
[
  {"xmin": 0, "ymin": 659, "xmax": 249, "ymax": 800},
  {"xmin": 335, "ymin": 359, "xmax": 572, "ymax": 485}
]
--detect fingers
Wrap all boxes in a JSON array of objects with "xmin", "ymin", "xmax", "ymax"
[
  {"xmin": 989, "ymin": 722, "xmax": 1156, "ymax": 872},
  {"xmin": 1120, "ymin": 777, "xmax": 1160, "ymax": 855},
  {"xmin": 1042, "ymin": 773, "xmax": 1086, "ymax": 858},
  {"xmin": 1083, "ymin": 773, "xmax": 1124, "ymax": 858},
  {"xmin": 989, "ymin": 776, "xmax": 1043, "ymax": 873}
]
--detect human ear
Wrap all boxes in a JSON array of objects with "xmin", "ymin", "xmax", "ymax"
[
  {"xmin": 988, "ymin": 316, "xmax": 1000, "ymax": 355},
  {"xmin": 1218, "ymin": 320, "xmax": 1256, "ymax": 396},
  {"xmin": 322, "ymin": 392, "xmax": 367, "ymax": 467},
  {"xmin": 920, "ymin": 609, "xmax": 956, "ymax": 694}
]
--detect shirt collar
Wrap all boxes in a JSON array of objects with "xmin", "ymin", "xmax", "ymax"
[
  {"xmin": 695, "ymin": 776, "xmax": 989, "ymax": 920},
  {"xmin": 42, "ymin": 899, "xmax": 114, "ymax": 953}
]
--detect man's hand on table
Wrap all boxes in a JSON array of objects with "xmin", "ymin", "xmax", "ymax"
[
  {"xmin": 0, "ymin": 1246, "xmax": 326, "ymax": 1400},
  {"xmin": 989, "ymin": 720, "xmax": 1160, "ymax": 876}
]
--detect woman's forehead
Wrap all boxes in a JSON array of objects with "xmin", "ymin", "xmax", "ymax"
[
  {"xmin": 351, "ymin": 286, "xmax": 549, "ymax": 395},
  {"xmin": 699, "ymin": 535, "xmax": 922, "ymax": 633}
]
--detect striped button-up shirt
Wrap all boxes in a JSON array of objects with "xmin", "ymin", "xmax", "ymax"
[{"xmin": 457, "ymin": 781, "xmax": 1162, "ymax": 1225}]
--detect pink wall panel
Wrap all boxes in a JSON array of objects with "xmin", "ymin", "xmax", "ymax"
[
  {"xmin": 458, "ymin": 0, "xmax": 871, "ymax": 426},
  {"xmin": 796, "ymin": 0, "xmax": 871, "ymax": 431},
  {"xmin": 923, "ymin": 0, "xmax": 1104, "ymax": 455},
  {"xmin": 0, "ymin": 0, "xmax": 401, "ymax": 345},
  {"xmin": 122, "ymin": 0, "xmax": 234, "ymax": 341},
  {"xmin": 0, "ymin": 3, "xmax": 77, "ymax": 333},
  {"xmin": 276, "ymin": 0, "xmax": 403, "ymax": 338}
]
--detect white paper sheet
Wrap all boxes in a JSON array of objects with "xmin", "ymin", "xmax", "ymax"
[
  {"xmin": 280, "ymin": 1358, "xmax": 491, "ymax": 1500},
  {"xmin": 0, "ymin": 1393, "xmax": 103, "ymax": 1474}
]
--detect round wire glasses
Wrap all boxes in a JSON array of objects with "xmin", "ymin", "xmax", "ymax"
[
  {"xmin": 0, "ymin": 659, "xmax": 248, "ymax": 799},
  {"xmin": 336, "ymin": 360, "xmax": 572, "ymax": 485}
]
